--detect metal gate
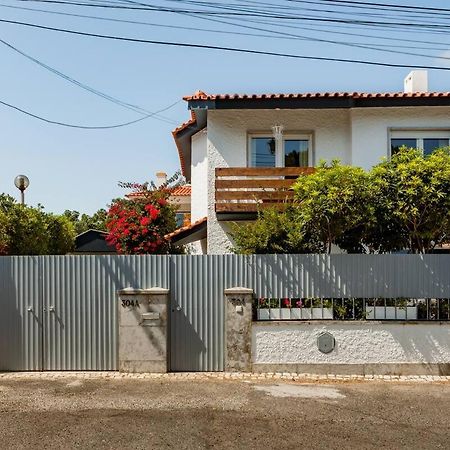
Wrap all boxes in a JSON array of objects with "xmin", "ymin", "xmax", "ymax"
[
  {"xmin": 169, "ymin": 255, "xmax": 249, "ymax": 372},
  {"xmin": 0, "ymin": 255, "xmax": 170, "ymax": 371}
]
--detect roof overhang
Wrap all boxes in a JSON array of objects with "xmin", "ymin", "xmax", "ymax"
[
  {"xmin": 165, "ymin": 217, "xmax": 207, "ymax": 246},
  {"xmin": 172, "ymin": 109, "xmax": 207, "ymax": 182},
  {"xmin": 187, "ymin": 93, "xmax": 450, "ymax": 111}
]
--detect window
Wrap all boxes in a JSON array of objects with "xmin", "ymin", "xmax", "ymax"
[
  {"xmin": 249, "ymin": 134, "xmax": 311, "ymax": 167},
  {"xmin": 390, "ymin": 130, "xmax": 450, "ymax": 157}
]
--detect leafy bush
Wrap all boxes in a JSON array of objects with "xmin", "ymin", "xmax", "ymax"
[{"xmin": 231, "ymin": 206, "xmax": 321, "ymax": 254}]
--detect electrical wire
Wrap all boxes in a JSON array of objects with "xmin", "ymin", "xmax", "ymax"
[
  {"xmin": 0, "ymin": 98, "xmax": 181, "ymax": 128},
  {"xmin": 1, "ymin": 17, "xmax": 450, "ymax": 71},
  {"xmin": 3, "ymin": 2, "xmax": 450, "ymax": 54},
  {"xmin": 0, "ymin": 36, "xmax": 178, "ymax": 124}
]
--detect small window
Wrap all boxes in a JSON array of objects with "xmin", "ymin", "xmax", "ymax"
[
  {"xmin": 249, "ymin": 134, "xmax": 311, "ymax": 167},
  {"xmin": 390, "ymin": 131, "xmax": 450, "ymax": 157},
  {"xmin": 250, "ymin": 137, "xmax": 276, "ymax": 167},
  {"xmin": 284, "ymin": 139, "xmax": 310, "ymax": 167}
]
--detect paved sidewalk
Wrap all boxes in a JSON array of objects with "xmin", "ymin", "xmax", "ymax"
[{"xmin": 1, "ymin": 371, "xmax": 450, "ymax": 383}]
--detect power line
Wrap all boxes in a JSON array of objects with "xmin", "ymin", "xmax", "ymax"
[
  {"xmin": 14, "ymin": 0, "xmax": 450, "ymax": 29},
  {"xmin": 2, "ymin": 17, "xmax": 450, "ymax": 71},
  {"xmin": 3, "ymin": 2, "xmax": 450, "ymax": 55},
  {"xmin": 0, "ymin": 98, "xmax": 181, "ymax": 128},
  {"xmin": 0, "ymin": 36, "xmax": 178, "ymax": 124},
  {"xmin": 317, "ymin": 0, "xmax": 450, "ymax": 13}
]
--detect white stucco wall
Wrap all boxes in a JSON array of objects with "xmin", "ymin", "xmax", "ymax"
[
  {"xmin": 253, "ymin": 322, "xmax": 450, "ymax": 365},
  {"xmin": 186, "ymin": 239, "xmax": 207, "ymax": 255},
  {"xmin": 191, "ymin": 129, "xmax": 208, "ymax": 222},
  {"xmin": 206, "ymin": 109, "xmax": 351, "ymax": 254},
  {"xmin": 202, "ymin": 105, "xmax": 450, "ymax": 253},
  {"xmin": 351, "ymin": 106, "xmax": 450, "ymax": 169}
]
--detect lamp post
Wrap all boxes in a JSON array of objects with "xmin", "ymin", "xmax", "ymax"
[{"xmin": 14, "ymin": 175, "xmax": 30, "ymax": 205}]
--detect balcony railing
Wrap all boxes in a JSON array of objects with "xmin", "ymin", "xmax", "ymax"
[{"xmin": 215, "ymin": 167, "xmax": 315, "ymax": 214}]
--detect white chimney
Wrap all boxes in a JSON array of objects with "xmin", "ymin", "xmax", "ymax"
[
  {"xmin": 404, "ymin": 70, "xmax": 428, "ymax": 93},
  {"xmin": 155, "ymin": 171, "xmax": 167, "ymax": 188}
]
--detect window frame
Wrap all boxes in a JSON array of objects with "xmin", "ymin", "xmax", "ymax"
[
  {"xmin": 247, "ymin": 132, "xmax": 313, "ymax": 168},
  {"xmin": 389, "ymin": 128, "xmax": 450, "ymax": 158}
]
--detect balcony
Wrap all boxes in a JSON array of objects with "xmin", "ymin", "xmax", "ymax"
[{"xmin": 215, "ymin": 167, "xmax": 315, "ymax": 220}]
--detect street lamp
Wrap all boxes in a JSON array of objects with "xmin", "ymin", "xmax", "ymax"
[{"xmin": 14, "ymin": 175, "xmax": 30, "ymax": 205}]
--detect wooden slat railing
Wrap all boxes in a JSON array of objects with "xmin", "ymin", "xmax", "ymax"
[{"xmin": 215, "ymin": 167, "xmax": 315, "ymax": 213}]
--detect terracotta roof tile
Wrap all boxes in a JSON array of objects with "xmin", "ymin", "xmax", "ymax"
[
  {"xmin": 182, "ymin": 91, "xmax": 450, "ymax": 101},
  {"xmin": 126, "ymin": 185, "xmax": 191, "ymax": 199},
  {"xmin": 164, "ymin": 216, "xmax": 207, "ymax": 241}
]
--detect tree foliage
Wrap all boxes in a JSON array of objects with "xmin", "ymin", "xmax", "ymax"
[
  {"xmin": 231, "ymin": 207, "xmax": 322, "ymax": 254},
  {"xmin": 293, "ymin": 160, "xmax": 372, "ymax": 254},
  {"xmin": 0, "ymin": 194, "xmax": 76, "ymax": 255},
  {"xmin": 232, "ymin": 148, "xmax": 450, "ymax": 254},
  {"xmin": 105, "ymin": 190, "xmax": 178, "ymax": 254},
  {"xmin": 63, "ymin": 209, "xmax": 108, "ymax": 235},
  {"xmin": 369, "ymin": 147, "xmax": 450, "ymax": 253}
]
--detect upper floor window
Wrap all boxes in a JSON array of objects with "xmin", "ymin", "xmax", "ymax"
[
  {"xmin": 390, "ymin": 130, "xmax": 450, "ymax": 157},
  {"xmin": 249, "ymin": 133, "xmax": 311, "ymax": 167}
]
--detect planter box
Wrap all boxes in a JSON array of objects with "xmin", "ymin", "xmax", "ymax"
[
  {"xmin": 366, "ymin": 306, "xmax": 417, "ymax": 320},
  {"xmin": 257, "ymin": 308, "xmax": 333, "ymax": 320}
]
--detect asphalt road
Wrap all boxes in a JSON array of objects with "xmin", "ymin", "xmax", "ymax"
[{"xmin": 0, "ymin": 377, "xmax": 449, "ymax": 449}]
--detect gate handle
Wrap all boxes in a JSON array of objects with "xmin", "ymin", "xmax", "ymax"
[
  {"xmin": 49, "ymin": 306, "xmax": 55, "ymax": 312},
  {"xmin": 27, "ymin": 306, "xmax": 33, "ymax": 312}
]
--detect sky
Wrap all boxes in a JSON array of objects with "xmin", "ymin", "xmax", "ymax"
[{"xmin": 0, "ymin": 0, "xmax": 449, "ymax": 214}]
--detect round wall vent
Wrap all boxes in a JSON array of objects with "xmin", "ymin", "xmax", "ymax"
[{"xmin": 317, "ymin": 332, "xmax": 335, "ymax": 354}]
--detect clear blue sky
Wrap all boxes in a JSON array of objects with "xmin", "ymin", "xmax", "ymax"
[{"xmin": 0, "ymin": 0, "xmax": 448, "ymax": 214}]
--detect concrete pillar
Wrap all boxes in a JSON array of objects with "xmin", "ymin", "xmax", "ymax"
[
  {"xmin": 117, "ymin": 287, "xmax": 170, "ymax": 373},
  {"xmin": 224, "ymin": 287, "xmax": 254, "ymax": 372}
]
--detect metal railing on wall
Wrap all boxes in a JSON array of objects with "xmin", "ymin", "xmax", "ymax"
[{"xmin": 254, "ymin": 297, "xmax": 450, "ymax": 321}]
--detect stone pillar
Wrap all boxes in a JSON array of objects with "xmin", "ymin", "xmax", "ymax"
[
  {"xmin": 118, "ymin": 287, "xmax": 170, "ymax": 373},
  {"xmin": 224, "ymin": 287, "xmax": 254, "ymax": 372}
]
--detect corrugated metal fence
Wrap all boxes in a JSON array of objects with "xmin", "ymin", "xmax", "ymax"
[{"xmin": 1, "ymin": 254, "xmax": 450, "ymax": 372}]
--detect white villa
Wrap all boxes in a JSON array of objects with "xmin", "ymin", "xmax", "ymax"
[{"xmin": 169, "ymin": 71, "xmax": 450, "ymax": 254}]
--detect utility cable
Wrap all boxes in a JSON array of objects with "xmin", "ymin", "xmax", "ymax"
[
  {"xmin": 0, "ymin": 36, "xmax": 177, "ymax": 124},
  {"xmin": 1, "ymin": 17, "xmax": 450, "ymax": 71},
  {"xmin": 0, "ymin": 98, "xmax": 181, "ymax": 129}
]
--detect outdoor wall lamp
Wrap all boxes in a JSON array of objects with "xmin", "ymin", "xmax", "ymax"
[{"xmin": 14, "ymin": 174, "xmax": 30, "ymax": 205}]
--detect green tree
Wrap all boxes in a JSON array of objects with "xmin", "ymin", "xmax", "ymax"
[
  {"xmin": 231, "ymin": 207, "xmax": 322, "ymax": 254},
  {"xmin": 293, "ymin": 160, "xmax": 372, "ymax": 253},
  {"xmin": 370, "ymin": 147, "xmax": 450, "ymax": 253},
  {"xmin": 0, "ymin": 194, "xmax": 76, "ymax": 255},
  {"xmin": 46, "ymin": 214, "xmax": 76, "ymax": 254},
  {"xmin": 4, "ymin": 204, "xmax": 50, "ymax": 255},
  {"xmin": 63, "ymin": 209, "xmax": 107, "ymax": 235},
  {"xmin": 0, "ymin": 210, "xmax": 9, "ymax": 255}
]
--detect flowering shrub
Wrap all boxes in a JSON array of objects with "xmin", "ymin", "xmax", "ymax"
[{"xmin": 105, "ymin": 191, "xmax": 177, "ymax": 254}]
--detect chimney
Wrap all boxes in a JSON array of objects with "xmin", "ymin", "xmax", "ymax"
[
  {"xmin": 155, "ymin": 171, "xmax": 167, "ymax": 188},
  {"xmin": 404, "ymin": 70, "xmax": 428, "ymax": 93}
]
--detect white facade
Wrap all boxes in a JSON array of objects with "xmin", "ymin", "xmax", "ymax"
[
  {"xmin": 190, "ymin": 129, "xmax": 208, "ymax": 222},
  {"xmin": 181, "ymin": 101, "xmax": 450, "ymax": 254},
  {"xmin": 253, "ymin": 321, "xmax": 450, "ymax": 367}
]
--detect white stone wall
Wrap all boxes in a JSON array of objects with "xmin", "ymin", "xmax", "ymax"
[
  {"xmin": 191, "ymin": 129, "xmax": 208, "ymax": 222},
  {"xmin": 253, "ymin": 322, "xmax": 450, "ymax": 365},
  {"xmin": 186, "ymin": 239, "xmax": 207, "ymax": 255},
  {"xmin": 351, "ymin": 106, "xmax": 450, "ymax": 169}
]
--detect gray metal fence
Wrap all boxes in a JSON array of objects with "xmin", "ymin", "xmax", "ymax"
[{"xmin": 1, "ymin": 254, "xmax": 450, "ymax": 372}]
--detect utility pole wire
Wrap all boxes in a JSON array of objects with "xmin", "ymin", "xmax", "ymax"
[
  {"xmin": 1, "ymin": 17, "xmax": 450, "ymax": 71},
  {"xmin": 0, "ymin": 37, "xmax": 178, "ymax": 124},
  {"xmin": 0, "ymin": 98, "xmax": 181, "ymax": 129}
]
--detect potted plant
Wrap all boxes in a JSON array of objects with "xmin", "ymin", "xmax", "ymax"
[{"xmin": 365, "ymin": 298, "xmax": 418, "ymax": 320}]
